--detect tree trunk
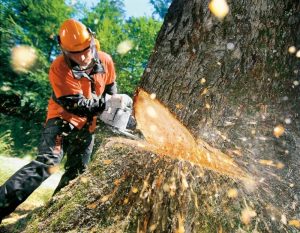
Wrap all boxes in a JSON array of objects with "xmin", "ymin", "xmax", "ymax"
[
  {"xmin": 20, "ymin": 1, "xmax": 300, "ymax": 232},
  {"xmin": 139, "ymin": 0, "xmax": 300, "ymax": 231}
]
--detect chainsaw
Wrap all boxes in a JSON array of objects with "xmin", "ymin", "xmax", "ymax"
[{"xmin": 99, "ymin": 94, "xmax": 139, "ymax": 139}]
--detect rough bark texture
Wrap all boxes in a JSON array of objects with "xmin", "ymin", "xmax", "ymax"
[
  {"xmin": 139, "ymin": 0, "xmax": 300, "ymax": 230},
  {"xmin": 14, "ymin": 1, "xmax": 300, "ymax": 232},
  {"xmin": 141, "ymin": 0, "xmax": 299, "ymax": 134}
]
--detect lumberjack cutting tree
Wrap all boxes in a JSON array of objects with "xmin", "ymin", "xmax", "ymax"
[{"xmin": 0, "ymin": 18, "xmax": 133, "ymax": 222}]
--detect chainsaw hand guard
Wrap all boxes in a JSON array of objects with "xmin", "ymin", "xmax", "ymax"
[{"xmin": 99, "ymin": 94, "xmax": 133, "ymax": 131}]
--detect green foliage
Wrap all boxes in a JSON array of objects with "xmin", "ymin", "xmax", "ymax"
[
  {"xmin": 0, "ymin": 0, "xmax": 74, "ymax": 117},
  {"xmin": 82, "ymin": 0, "xmax": 126, "ymax": 54},
  {"xmin": 116, "ymin": 17, "xmax": 162, "ymax": 94},
  {"xmin": 6, "ymin": 0, "xmax": 74, "ymax": 58},
  {"xmin": 0, "ymin": 114, "xmax": 40, "ymax": 157},
  {"xmin": 0, "ymin": 130, "xmax": 13, "ymax": 156}
]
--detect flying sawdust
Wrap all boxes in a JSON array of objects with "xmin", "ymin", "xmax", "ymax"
[{"xmin": 133, "ymin": 89, "xmax": 251, "ymax": 181}]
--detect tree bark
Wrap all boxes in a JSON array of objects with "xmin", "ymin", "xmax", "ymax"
[{"xmin": 139, "ymin": 0, "xmax": 300, "ymax": 231}]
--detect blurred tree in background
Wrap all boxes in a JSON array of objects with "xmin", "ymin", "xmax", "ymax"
[
  {"xmin": 150, "ymin": 0, "xmax": 172, "ymax": 19},
  {"xmin": 0, "ymin": 0, "xmax": 163, "ymax": 157},
  {"xmin": 117, "ymin": 17, "xmax": 161, "ymax": 93}
]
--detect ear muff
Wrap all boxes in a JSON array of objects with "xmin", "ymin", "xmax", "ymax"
[
  {"xmin": 86, "ymin": 28, "xmax": 100, "ymax": 51},
  {"xmin": 94, "ymin": 39, "xmax": 100, "ymax": 51}
]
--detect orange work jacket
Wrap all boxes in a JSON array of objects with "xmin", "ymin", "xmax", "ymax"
[{"xmin": 46, "ymin": 51, "xmax": 116, "ymax": 132}]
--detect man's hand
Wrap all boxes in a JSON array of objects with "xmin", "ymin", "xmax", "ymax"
[{"xmin": 94, "ymin": 93, "xmax": 106, "ymax": 114}]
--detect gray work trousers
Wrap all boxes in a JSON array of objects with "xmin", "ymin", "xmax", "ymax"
[{"xmin": 0, "ymin": 118, "xmax": 94, "ymax": 219}]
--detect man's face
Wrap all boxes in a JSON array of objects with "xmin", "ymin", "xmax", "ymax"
[{"xmin": 66, "ymin": 47, "xmax": 93, "ymax": 68}]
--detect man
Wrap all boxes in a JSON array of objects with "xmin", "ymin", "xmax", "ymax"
[{"xmin": 0, "ymin": 19, "xmax": 117, "ymax": 221}]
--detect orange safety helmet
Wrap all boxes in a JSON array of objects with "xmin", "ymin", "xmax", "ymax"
[{"xmin": 58, "ymin": 19, "xmax": 91, "ymax": 52}]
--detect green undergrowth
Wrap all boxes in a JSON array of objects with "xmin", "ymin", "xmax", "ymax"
[{"xmin": 0, "ymin": 114, "xmax": 42, "ymax": 158}]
